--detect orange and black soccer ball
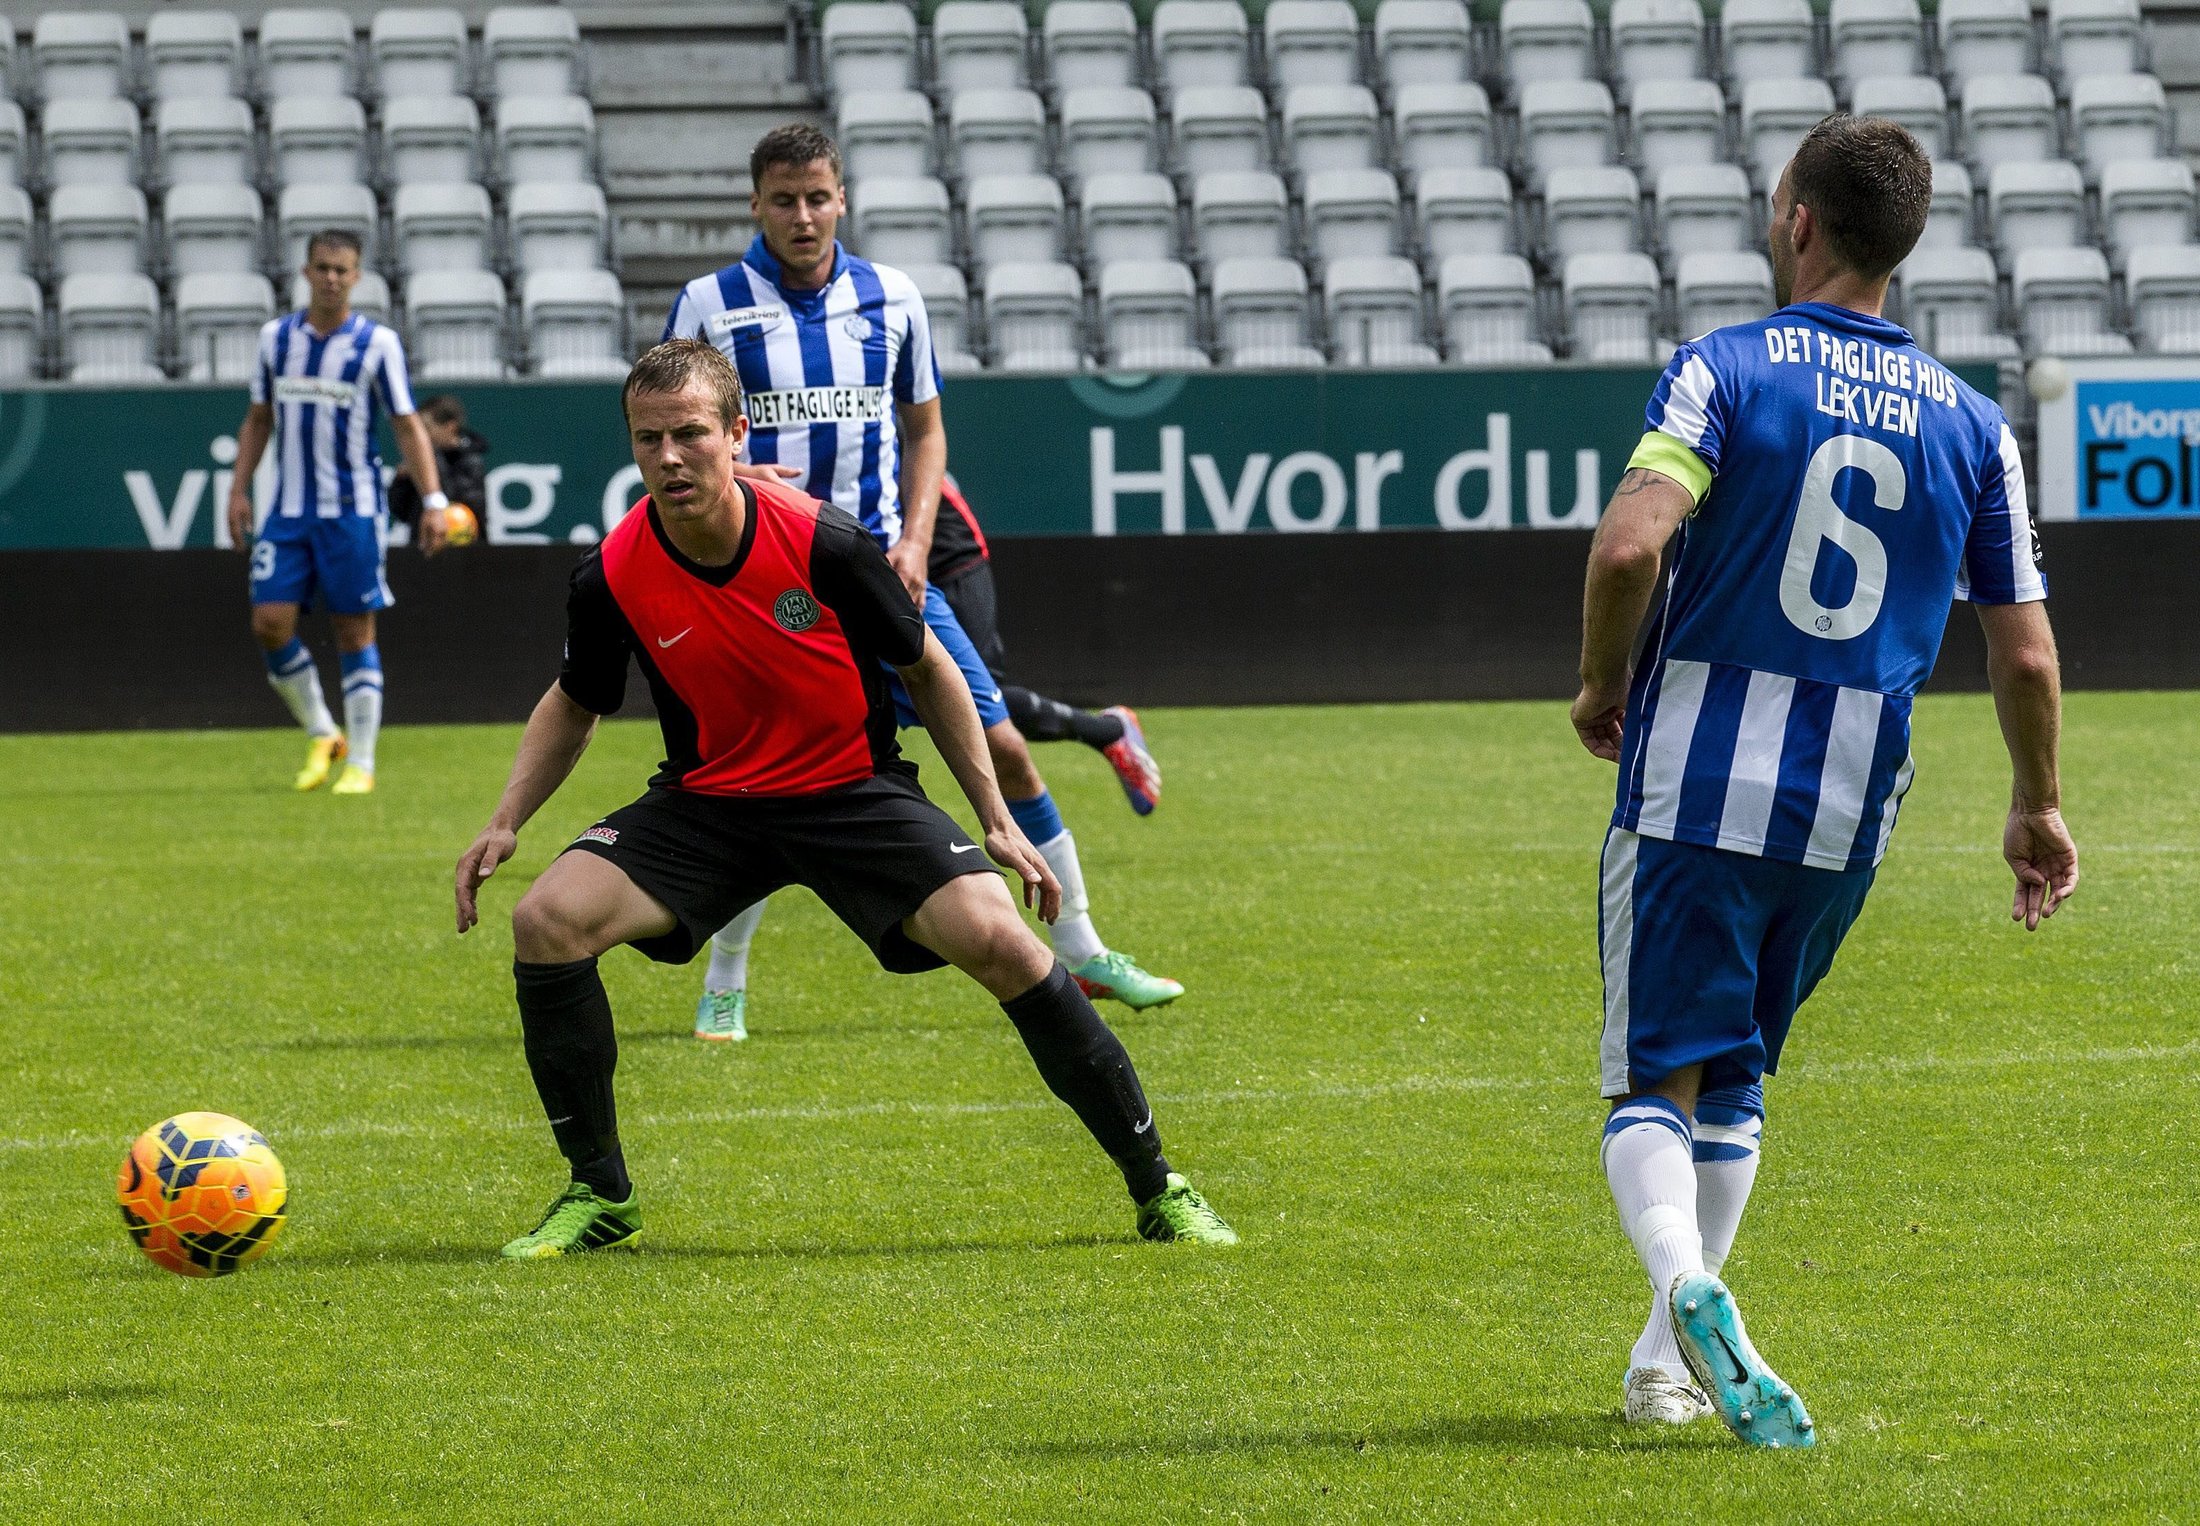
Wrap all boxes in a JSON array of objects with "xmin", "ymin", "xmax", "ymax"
[{"xmin": 116, "ymin": 1113, "xmax": 288, "ymax": 1278}]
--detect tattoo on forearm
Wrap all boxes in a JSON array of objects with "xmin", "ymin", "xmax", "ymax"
[{"xmin": 1612, "ymin": 468, "xmax": 1660, "ymax": 498}]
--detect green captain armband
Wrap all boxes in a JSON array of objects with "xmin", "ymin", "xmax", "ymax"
[{"xmin": 1626, "ymin": 432, "xmax": 1713, "ymax": 503}]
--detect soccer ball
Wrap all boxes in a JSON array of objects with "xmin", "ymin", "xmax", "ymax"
[
  {"xmin": 116, "ymin": 1113, "xmax": 289, "ymax": 1278},
  {"xmin": 440, "ymin": 503, "xmax": 479, "ymax": 547}
]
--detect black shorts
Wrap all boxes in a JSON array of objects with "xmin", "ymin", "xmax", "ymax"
[
  {"xmin": 561, "ymin": 771, "xmax": 998, "ymax": 973},
  {"xmin": 936, "ymin": 561, "xmax": 1008, "ymax": 680}
]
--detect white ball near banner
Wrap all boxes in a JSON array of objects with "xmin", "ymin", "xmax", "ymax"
[{"xmin": 2027, "ymin": 355, "xmax": 2072, "ymax": 402}]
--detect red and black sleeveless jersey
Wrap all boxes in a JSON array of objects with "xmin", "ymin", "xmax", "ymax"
[
  {"xmin": 559, "ymin": 481, "xmax": 927, "ymax": 797},
  {"xmin": 925, "ymin": 474, "xmax": 990, "ymax": 583}
]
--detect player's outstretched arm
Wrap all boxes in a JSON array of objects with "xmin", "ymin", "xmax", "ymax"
[
  {"xmin": 1977, "ymin": 600, "xmax": 2079, "ymax": 930},
  {"xmin": 896, "ymin": 631, "xmax": 1061, "ymax": 922},
  {"xmin": 1572, "ymin": 467, "xmax": 1697, "ymax": 760},
  {"xmin": 455, "ymin": 684, "xmax": 600, "ymax": 933}
]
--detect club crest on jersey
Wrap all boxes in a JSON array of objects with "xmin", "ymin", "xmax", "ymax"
[
  {"xmin": 708, "ymin": 304, "xmax": 784, "ymax": 336},
  {"xmin": 843, "ymin": 314, "xmax": 874, "ymax": 342},
  {"xmin": 773, "ymin": 590, "xmax": 821, "ymax": 633}
]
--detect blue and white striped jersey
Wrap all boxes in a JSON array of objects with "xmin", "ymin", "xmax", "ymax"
[
  {"xmin": 250, "ymin": 311, "xmax": 417, "ymax": 530},
  {"xmin": 1615, "ymin": 301, "xmax": 2046, "ymax": 872},
  {"xmin": 663, "ymin": 236, "xmax": 942, "ymax": 548}
]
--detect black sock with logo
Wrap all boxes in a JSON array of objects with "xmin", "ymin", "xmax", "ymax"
[
  {"xmin": 513, "ymin": 958, "xmax": 630, "ymax": 1201},
  {"xmin": 1000, "ymin": 963, "xmax": 1170, "ymax": 1203},
  {"xmin": 1002, "ymin": 685, "xmax": 1126, "ymax": 750}
]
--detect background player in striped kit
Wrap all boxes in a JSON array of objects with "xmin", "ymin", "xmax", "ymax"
[
  {"xmin": 225, "ymin": 229, "xmax": 453, "ymax": 795},
  {"xmin": 1570, "ymin": 116, "xmax": 2079, "ymax": 1445},
  {"xmin": 665, "ymin": 125, "xmax": 1182, "ymax": 1044}
]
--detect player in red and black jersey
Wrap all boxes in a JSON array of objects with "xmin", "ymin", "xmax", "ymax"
[{"xmin": 453, "ymin": 341, "xmax": 1235, "ymax": 1257}]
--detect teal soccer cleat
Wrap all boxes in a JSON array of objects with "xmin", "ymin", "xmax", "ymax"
[
  {"xmin": 1669, "ymin": 1271, "xmax": 1817, "ymax": 1449},
  {"xmin": 1069, "ymin": 951, "xmax": 1184, "ymax": 1011},
  {"xmin": 694, "ymin": 989, "xmax": 748, "ymax": 1042}
]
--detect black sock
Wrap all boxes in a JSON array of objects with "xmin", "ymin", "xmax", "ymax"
[
  {"xmin": 1000, "ymin": 964, "xmax": 1171, "ymax": 1203},
  {"xmin": 513, "ymin": 958, "xmax": 631, "ymax": 1200},
  {"xmin": 1002, "ymin": 685, "xmax": 1125, "ymax": 750}
]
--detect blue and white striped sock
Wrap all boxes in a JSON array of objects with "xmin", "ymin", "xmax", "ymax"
[
  {"xmin": 1606, "ymin": 1096, "xmax": 1704, "ymax": 1380},
  {"xmin": 1008, "ymin": 791, "xmax": 1103, "ymax": 966},
  {"xmin": 339, "ymin": 645, "xmax": 383, "ymax": 774},
  {"xmin": 1694, "ymin": 1084, "xmax": 1765, "ymax": 1277},
  {"xmin": 264, "ymin": 637, "xmax": 338, "ymax": 738}
]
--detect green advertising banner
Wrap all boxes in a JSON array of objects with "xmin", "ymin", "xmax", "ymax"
[{"xmin": 0, "ymin": 363, "xmax": 1998, "ymax": 550}]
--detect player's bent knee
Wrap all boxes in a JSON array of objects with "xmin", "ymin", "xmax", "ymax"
[
  {"xmin": 249, "ymin": 606, "xmax": 296, "ymax": 649},
  {"xmin": 511, "ymin": 888, "xmax": 611, "ymax": 965},
  {"xmin": 984, "ymin": 725, "xmax": 1045, "ymax": 799}
]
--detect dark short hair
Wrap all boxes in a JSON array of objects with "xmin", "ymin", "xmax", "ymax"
[
  {"xmin": 1786, "ymin": 114, "xmax": 1933, "ymax": 280},
  {"xmin": 304, "ymin": 228, "xmax": 363, "ymax": 263},
  {"xmin": 622, "ymin": 339, "xmax": 746, "ymax": 432},
  {"xmin": 422, "ymin": 394, "xmax": 467, "ymax": 426},
  {"xmin": 749, "ymin": 122, "xmax": 842, "ymax": 187}
]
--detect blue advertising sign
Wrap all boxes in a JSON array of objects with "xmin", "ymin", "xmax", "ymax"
[{"xmin": 2036, "ymin": 360, "xmax": 2200, "ymax": 522}]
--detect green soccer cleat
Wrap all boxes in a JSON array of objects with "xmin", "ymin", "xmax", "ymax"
[
  {"xmin": 500, "ymin": 1182, "xmax": 642, "ymax": 1260},
  {"xmin": 1669, "ymin": 1271, "xmax": 1816, "ymax": 1449},
  {"xmin": 693, "ymin": 989, "xmax": 748, "ymax": 1042},
  {"xmin": 1070, "ymin": 950, "xmax": 1184, "ymax": 1011},
  {"xmin": 1136, "ymin": 1173, "xmax": 1238, "ymax": 1245}
]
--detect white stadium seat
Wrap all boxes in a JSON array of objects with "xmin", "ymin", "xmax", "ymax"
[
  {"xmin": 0, "ymin": 186, "xmax": 29, "ymax": 276},
  {"xmin": 2014, "ymin": 246, "xmax": 2130, "ymax": 354},
  {"xmin": 1393, "ymin": 82, "xmax": 1492, "ymax": 177},
  {"xmin": 524, "ymin": 269, "xmax": 628, "ymax": 378},
  {"xmin": 2126, "ymin": 245, "xmax": 2200, "ymax": 354},
  {"xmin": 1099, "ymin": 258, "xmax": 1208, "ymax": 370},
  {"xmin": 156, "ymin": 98, "xmax": 257, "ymax": 187},
  {"xmin": 2070, "ymin": 75, "xmax": 2168, "ymax": 184},
  {"xmin": 1851, "ymin": 76, "xmax": 1950, "ymax": 160},
  {"xmin": 1898, "ymin": 246, "xmax": 2016, "ymax": 358},
  {"xmin": 984, "ymin": 260, "xmax": 1085, "ymax": 370},
  {"xmin": 0, "ymin": 104, "xmax": 23, "ymax": 188},
  {"xmin": 1740, "ymin": 78, "xmax": 1835, "ymax": 188},
  {"xmin": 483, "ymin": 7, "xmax": 582, "ymax": 100},
  {"xmin": 60, "ymin": 272, "xmax": 164, "ymax": 383},
  {"xmin": 965, "ymin": 173, "xmax": 1067, "ymax": 267},
  {"xmin": 43, "ymin": 98, "xmax": 140, "ymax": 188},
  {"xmin": 838, "ymin": 91, "xmax": 936, "ymax": 182},
  {"xmin": 1172, "ymin": 86, "xmax": 1270, "ymax": 178},
  {"xmin": 278, "ymin": 182, "xmax": 378, "ymax": 268},
  {"xmin": 1212, "ymin": 256, "xmax": 1323, "ymax": 367},
  {"xmin": 1044, "ymin": 2, "xmax": 1139, "ymax": 93},
  {"xmin": 1631, "ymin": 78, "xmax": 1727, "ymax": 178},
  {"xmin": 1516, "ymin": 80, "xmax": 1617, "ymax": 185},
  {"xmin": 1081, "ymin": 172, "xmax": 1180, "ymax": 266},
  {"xmin": 950, "ymin": 89, "xmax": 1048, "ymax": 180},
  {"xmin": 1439, "ymin": 254, "xmax": 1552, "ymax": 362},
  {"xmin": 852, "ymin": 176, "xmax": 954, "ymax": 267},
  {"xmin": 1499, "ymin": 0, "xmax": 1595, "ymax": 90},
  {"xmin": 369, "ymin": 9, "xmax": 469, "ymax": 101},
  {"xmin": 407, "ymin": 269, "xmax": 511, "ymax": 379},
  {"xmin": 1266, "ymin": 1, "xmax": 1364, "ymax": 91},
  {"xmin": 293, "ymin": 268, "xmax": 392, "ymax": 322},
  {"xmin": 1543, "ymin": 165, "xmax": 1642, "ymax": 258},
  {"xmin": 822, "ymin": 3, "xmax": 919, "ymax": 96},
  {"xmin": 50, "ymin": 183, "xmax": 147, "ymax": 277},
  {"xmin": 33, "ymin": 11, "xmax": 131, "ymax": 101},
  {"xmin": 1609, "ymin": 0, "xmax": 1705, "ymax": 99},
  {"xmin": 394, "ymin": 182, "xmax": 492, "ymax": 273},
  {"xmin": 0, "ymin": 273, "xmax": 39, "ymax": 381},
  {"xmin": 1191, "ymin": 171, "xmax": 1290, "ymax": 263},
  {"xmin": 1675, "ymin": 249, "xmax": 1774, "ymax": 335},
  {"xmin": 1375, "ymin": 0, "xmax": 1472, "ymax": 90},
  {"xmin": 497, "ymin": 96, "xmax": 597, "ymax": 185},
  {"xmin": 176, "ymin": 271, "xmax": 276, "ymax": 381},
  {"xmin": 1153, "ymin": 0, "xmax": 1252, "ymax": 94},
  {"xmin": 1562, "ymin": 250, "xmax": 1660, "ymax": 361},
  {"xmin": 2048, "ymin": 0, "xmax": 2143, "ymax": 84},
  {"xmin": 1305, "ymin": 168, "xmax": 1403, "ymax": 262},
  {"xmin": 1059, "ymin": 86, "xmax": 1160, "ymax": 180},
  {"xmin": 257, "ymin": 9, "xmax": 358, "ymax": 101},
  {"xmin": 1326, "ymin": 256, "xmax": 1438, "ymax": 367},
  {"xmin": 1283, "ymin": 85, "xmax": 1381, "ymax": 177},
  {"xmin": 382, "ymin": 95, "xmax": 482, "ymax": 187},
  {"xmin": 906, "ymin": 262, "xmax": 981, "ymax": 373},
  {"xmin": 271, "ymin": 96, "xmax": 368, "ymax": 188},
  {"xmin": 1417, "ymin": 166, "xmax": 1517, "ymax": 261},
  {"xmin": 508, "ymin": 180, "xmax": 610, "ymax": 274},
  {"xmin": 147, "ymin": 11, "xmax": 244, "ymax": 101},
  {"xmin": 1718, "ymin": 0, "xmax": 1816, "ymax": 87},
  {"xmin": 1655, "ymin": 163, "xmax": 1753, "ymax": 258},
  {"xmin": 1828, "ymin": 0, "xmax": 1924, "ymax": 93},
  {"xmin": 1989, "ymin": 160, "xmax": 2087, "ymax": 263},
  {"xmin": 1938, "ymin": 0, "xmax": 2034, "ymax": 86},
  {"xmin": 1918, "ymin": 159, "xmax": 1977, "ymax": 251},
  {"xmin": 934, "ymin": 1, "xmax": 1031, "ymax": 93},
  {"xmin": 165, "ymin": 183, "xmax": 265, "ymax": 277},
  {"xmin": 2100, "ymin": 159, "xmax": 2195, "ymax": 269},
  {"xmin": 1961, "ymin": 75, "xmax": 2059, "ymax": 176}
]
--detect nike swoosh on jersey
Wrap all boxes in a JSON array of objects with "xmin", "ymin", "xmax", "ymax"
[{"xmin": 657, "ymin": 629, "xmax": 692, "ymax": 649}]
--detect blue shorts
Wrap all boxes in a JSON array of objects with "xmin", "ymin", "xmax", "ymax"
[
  {"xmin": 1597, "ymin": 826, "xmax": 1874, "ymax": 1098},
  {"xmin": 249, "ymin": 517, "xmax": 392, "ymax": 615},
  {"xmin": 888, "ymin": 583, "xmax": 1009, "ymax": 730}
]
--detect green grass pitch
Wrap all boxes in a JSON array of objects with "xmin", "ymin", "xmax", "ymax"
[{"xmin": 1, "ymin": 695, "xmax": 2192, "ymax": 1520}]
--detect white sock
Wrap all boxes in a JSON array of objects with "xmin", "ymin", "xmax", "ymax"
[
  {"xmin": 1693, "ymin": 1104, "xmax": 1764, "ymax": 1276},
  {"xmin": 264, "ymin": 640, "xmax": 338, "ymax": 737},
  {"xmin": 706, "ymin": 900, "xmax": 767, "ymax": 994},
  {"xmin": 1033, "ymin": 828, "xmax": 1105, "ymax": 967},
  {"xmin": 1604, "ymin": 1097, "xmax": 1704, "ymax": 1379},
  {"xmin": 340, "ymin": 647, "xmax": 383, "ymax": 773}
]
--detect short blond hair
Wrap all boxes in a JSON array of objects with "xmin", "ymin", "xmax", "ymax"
[{"xmin": 621, "ymin": 339, "xmax": 746, "ymax": 431}]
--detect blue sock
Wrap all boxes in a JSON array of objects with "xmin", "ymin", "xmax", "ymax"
[
  {"xmin": 264, "ymin": 636, "xmax": 313, "ymax": 678},
  {"xmin": 1006, "ymin": 789, "xmax": 1066, "ymax": 846}
]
